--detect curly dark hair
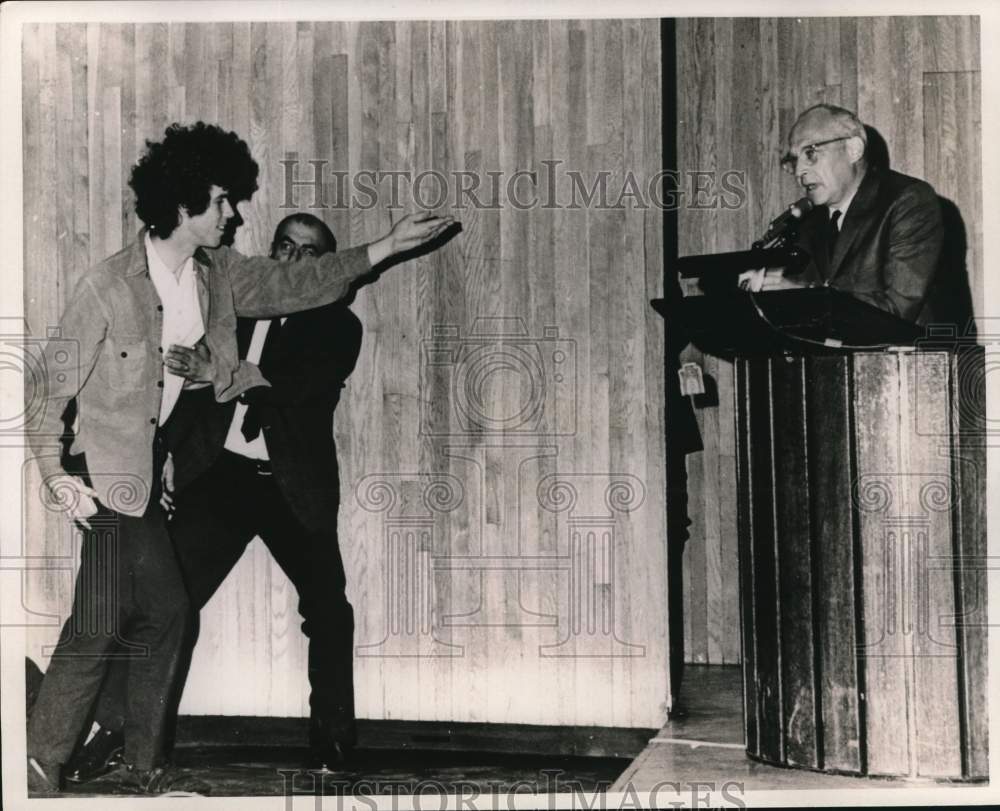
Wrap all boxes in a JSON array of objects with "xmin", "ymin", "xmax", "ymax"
[{"xmin": 128, "ymin": 122, "xmax": 259, "ymax": 238}]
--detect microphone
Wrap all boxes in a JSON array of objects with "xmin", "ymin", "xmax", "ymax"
[{"xmin": 753, "ymin": 197, "xmax": 814, "ymax": 248}]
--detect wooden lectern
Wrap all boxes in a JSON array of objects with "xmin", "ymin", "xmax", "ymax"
[{"xmin": 653, "ymin": 290, "xmax": 987, "ymax": 779}]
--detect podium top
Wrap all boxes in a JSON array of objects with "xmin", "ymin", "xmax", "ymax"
[{"xmin": 652, "ymin": 288, "xmax": 924, "ymax": 356}]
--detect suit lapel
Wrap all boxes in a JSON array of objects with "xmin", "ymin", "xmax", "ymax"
[
  {"xmin": 259, "ymin": 318, "xmax": 283, "ymax": 373},
  {"xmin": 236, "ymin": 318, "xmax": 255, "ymax": 359},
  {"xmin": 828, "ymin": 168, "xmax": 881, "ymax": 281},
  {"xmin": 814, "ymin": 206, "xmax": 836, "ymax": 280}
]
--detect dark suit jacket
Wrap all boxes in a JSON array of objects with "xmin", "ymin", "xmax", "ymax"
[
  {"xmin": 792, "ymin": 167, "xmax": 944, "ymax": 324},
  {"xmin": 168, "ymin": 301, "xmax": 363, "ymax": 532}
]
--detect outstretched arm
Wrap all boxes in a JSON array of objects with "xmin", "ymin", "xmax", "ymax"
[
  {"xmin": 366, "ymin": 210, "xmax": 456, "ymax": 266},
  {"xmin": 227, "ymin": 212, "xmax": 456, "ymax": 318}
]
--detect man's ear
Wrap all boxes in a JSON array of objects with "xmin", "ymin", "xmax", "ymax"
[{"xmin": 846, "ymin": 135, "xmax": 865, "ymax": 164}]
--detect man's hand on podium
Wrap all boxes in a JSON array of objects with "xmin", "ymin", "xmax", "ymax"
[{"xmin": 738, "ymin": 267, "xmax": 809, "ymax": 292}]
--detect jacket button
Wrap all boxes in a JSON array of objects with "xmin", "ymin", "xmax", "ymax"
[
  {"xmin": 121, "ymin": 351, "xmax": 128, "ymax": 358},
  {"xmin": 157, "ymin": 380, "xmax": 163, "ymax": 388},
  {"xmin": 158, "ymin": 346, "xmax": 163, "ymax": 353},
  {"xmin": 157, "ymin": 304, "xmax": 163, "ymax": 312},
  {"xmin": 150, "ymin": 418, "xmax": 156, "ymax": 424}
]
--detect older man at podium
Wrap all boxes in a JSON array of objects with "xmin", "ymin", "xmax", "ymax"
[{"xmin": 752, "ymin": 104, "xmax": 944, "ymax": 325}]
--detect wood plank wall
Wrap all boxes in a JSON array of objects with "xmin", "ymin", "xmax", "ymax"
[
  {"xmin": 21, "ymin": 20, "xmax": 668, "ymax": 727},
  {"xmin": 676, "ymin": 16, "xmax": 982, "ymax": 665}
]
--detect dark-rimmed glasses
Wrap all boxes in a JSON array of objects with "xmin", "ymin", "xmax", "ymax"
[
  {"xmin": 273, "ymin": 238, "xmax": 320, "ymax": 260},
  {"xmin": 780, "ymin": 136, "xmax": 851, "ymax": 175}
]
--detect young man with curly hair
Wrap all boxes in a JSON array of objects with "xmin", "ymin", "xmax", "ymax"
[{"xmin": 25, "ymin": 122, "xmax": 453, "ymax": 795}]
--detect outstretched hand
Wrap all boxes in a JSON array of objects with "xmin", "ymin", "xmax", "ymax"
[{"xmin": 368, "ymin": 211, "xmax": 457, "ymax": 267}]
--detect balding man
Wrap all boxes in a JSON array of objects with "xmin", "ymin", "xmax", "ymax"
[{"xmin": 757, "ymin": 103, "xmax": 943, "ymax": 324}]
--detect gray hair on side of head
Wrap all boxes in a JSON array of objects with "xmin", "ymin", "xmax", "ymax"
[{"xmin": 794, "ymin": 103, "xmax": 868, "ymax": 145}]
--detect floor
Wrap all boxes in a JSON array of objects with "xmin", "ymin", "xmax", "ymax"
[
  {"xmin": 62, "ymin": 745, "xmax": 628, "ymax": 797},
  {"xmin": 48, "ymin": 664, "xmax": 988, "ymax": 798},
  {"xmin": 612, "ymin": 664, "xmax": 981, "ymax": 794}
]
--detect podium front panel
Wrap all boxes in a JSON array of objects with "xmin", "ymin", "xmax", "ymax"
[{"xmin": 735, "ymin": 348, "xmax": 987, "ymax": 779}]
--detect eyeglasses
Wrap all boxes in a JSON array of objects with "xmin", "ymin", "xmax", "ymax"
[
  {"xmin": 780, "ymin": 136, "xmax": 851, "ymax": 175},
  {"xmin": 274, "ymin": 239, "xmax": 319, "ymax": 259}
]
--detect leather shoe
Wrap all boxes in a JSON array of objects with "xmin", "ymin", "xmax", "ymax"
[
  {"xmin": 308, "ymin": 714, "xmax": 357, "ymax": 771},
  {"xmin": 101, "ymin": 763, "xmax": 211, "ymax": 795},
  {"xmin": 27, "ymin": 756, "xmax": 62, "ymax": 795},
  {"xmin": 305, "ymin": 740, "xmax": 354, "ymax": 772},
  {"xmin": 64, "ymin": 726, "xmax": 124, "ymax": 784}
]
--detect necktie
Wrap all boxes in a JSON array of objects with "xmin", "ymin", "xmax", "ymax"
[
  {"xmin": 827, "ymin": 209, "xmax": 842, "ymax": 264},
  {"xmin": 240, "ymin": 319, "xmax": 282, "ymax": 441}
]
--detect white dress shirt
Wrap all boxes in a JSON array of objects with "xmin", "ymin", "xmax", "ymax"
[
  {"xmin": 145, "ymin": 234, "xmax": 205, "ymax": 425},
  {"xmin": 830, "ymin": 182, "xmax": 860, "ymax": 230},
  {"xmin": 223, "ymin": 317, "xmax": 286, "ymax": 460}
]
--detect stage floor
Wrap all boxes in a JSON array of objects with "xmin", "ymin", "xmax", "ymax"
[
  {"xmin": 53, "ymin": 665, "xmax": 984, "ymax": 797},
  {"xmin": 63, "ymin": 746, "xmax": 629, "ymax": 797},
  {"xmin": 613, "ymin": 665, "xmax": 977, "ymax": 793}
]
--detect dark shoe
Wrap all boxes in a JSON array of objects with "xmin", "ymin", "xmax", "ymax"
[
  {"xmin": 27, "ymin": 756, "xmax": 62, "ymax": 795},
  {"xmin": 102, "ymin": 763, "xmax": 211, "ymax": 796},
  {"xmin": 305, "ymin": 740, "xmax": 355, "ymax": 772},
  {"xmin": 308, "ymin": 714, "xmax": 357, "ymax": 771},
  {"xmin": 64, "ymin": 726, "xmax": 125, "ymax": 784}
]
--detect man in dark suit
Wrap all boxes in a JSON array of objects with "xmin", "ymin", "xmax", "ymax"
[
  {"xmin": 755, "ymin": 103, "xmax": 943, "ymax": 324},
  {"xmin": 66, "ymin": 213, "xmax": 364, "ymax": 781}
]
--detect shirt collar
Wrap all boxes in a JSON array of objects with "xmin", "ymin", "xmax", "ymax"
[
  {"xmin": 829, "ymin": 174, "xmax": 862, "ymax": 222},
  {"xmin": 145, "ymin": 232, "xmax": 194, "ymax": 283},
  {"xmin": 124, "ymin": 229, "xmax": 151, "ymax": 276}
]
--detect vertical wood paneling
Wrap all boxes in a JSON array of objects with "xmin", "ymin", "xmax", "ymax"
[
  {"xmin": 738, "ymin": 350, "xmax": 984, "ymax": 777},
  {"xmin": 23, "ymin": 19, "xmax": 668, "ymax": 730},
  {"xmin": 905, "ymin": 353, "xmax": 962, "ymax": 777},
  {"xmin": 952, "ymin": 348, "xmax": 988, "ymax": 777},
  {"xmin": 772, "ymin": 358, "xmax": 818, "ymax": 768},
  {"xmin": 677, "ymin": 17, "xmax": 714, "ymax": 666},
  {"xmin": 854, "ymin": 353, "xmax": 910, "ymax": 776},
  {"xmin": 806, "ymin": 355, "xmax": 863, "ymax": 773},
  {"xmin": 924, "ymin": 70, "xmax": 982, "ymax": 328},
  {"xmin": 734, "ymin": 361, "xmax": 757, "ymax": 751},
  {"xmin": 548, "ymin": 19, "xmax": 575, "ymax": 727},
  {"xmin": 678, "ymin": 15, "xmax": 982, "ymax": 665},
  {"xmin": 747, "ymin": 360, "xmax": 781, "ymax": 762}
]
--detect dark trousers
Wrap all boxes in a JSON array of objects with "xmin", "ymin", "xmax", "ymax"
[
  {"xmin": 96, "ymin": 449, "xmax": 356, "ymax": 743},
  {"xmin": 26, "ymin": 455, "xmax": 190, "ymax": 769}
]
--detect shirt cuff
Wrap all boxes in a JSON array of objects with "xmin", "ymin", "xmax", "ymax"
[{"xmin": 215, "ymin": 361, "xmax": 273, "ymax": 403}]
